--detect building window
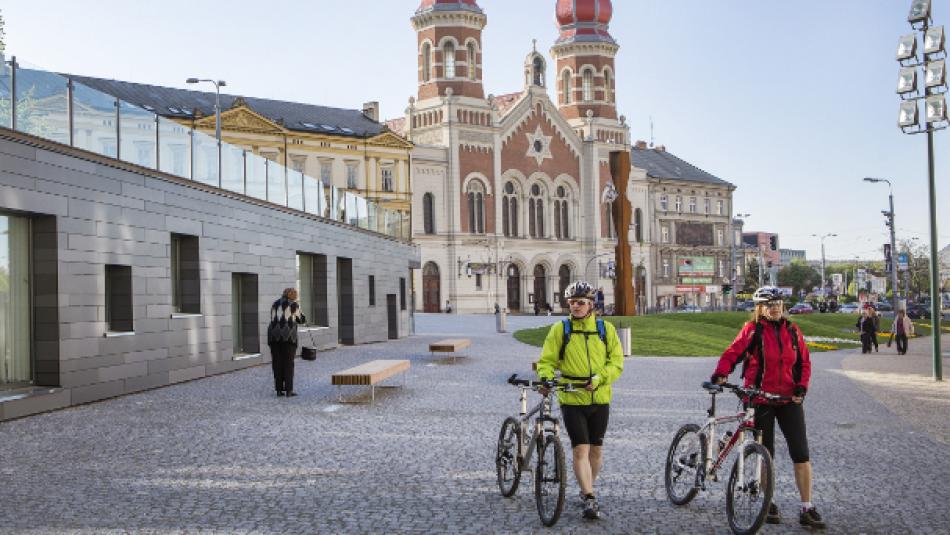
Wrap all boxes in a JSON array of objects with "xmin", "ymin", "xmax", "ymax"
[
  {"xmin": 529, "ymin": 184, "xmax": 544, "ymax": 238},
  {"xmin": 689, "ymin": 197, "xmax": 697, "ymax": 213},
  {"xmin": 532, "ymin": 56, "xmax": 545, "ymax": 86},
  {"xmin": 659, "ymin": 195, "xmax": 668, "ymax": 211},
  {"xmin": 171, "ymin": 234, "xmax": 200, "ymax": 314},
  {"xmin": 232, "ymin": 273, "xmax": 259, "ymax": 355},
  {"xmin": 382, "ymin": 167, "xmax": 394, "ymax": 192},
  {"xmin": 444, "ymin": 42, "xmax": 456, "ymax": 79},
  {"xmin": 604, "ymin": 70, "xmax": 612, "ymax": 103},
  {"xmin": 346, "ymin": 162, "xmax": 358, "ymax": 189},
  {"xmin": 468, "ymin": 43, "xmax": 477, "ymax": 80},
  {"xmin": 476, "ymin": 273, "xmax": 483, "ymax": 290},
  {"xmin": 717, "ymin": 228, "xmax": 724, "ymax": 246},
  {"xmin": 320, "ymin": 160, "xmax": 333, "ymax": 186},
  {"xmin": 661, "ymin": 226, "xmax": 670, "ymax": 243},
  {"xmin": 553, "ymin": 186, "xmax": 569, "ymax": 240},
  {"xmin": 105, "ymin": 265, "xmax": 133, "ymax": 333},
  {"xmin": 399, "ymin": 277, "xmax": 406, "ymax": 310},
  {"xmin": 0, "ymin": 214, "xmax": 31, "ymax": 386},
  {"xmin": 562, "ymin": 70, "xmax": 572, "ymax": 105},
  {"xmin": 675, "ymin": 196, "xmax": 682, "ymax": 212},
  {"xmin": 582, "ymin": 68, "xmax": 594, "ymax": 102},
  {"xmin": 662, "ymin": 258, "xmax": 671, "ymax": 278},
  {"xmin": 369, "ymin": 275, "xmax": 376, "ymax": 306},
  {"xmin": 717, "ymin": 200, "xmax": 724, "ymax": 215},
  {"xmin": 297, "ymin": 253, "xmax": 329, "ymax": 327},
  {"xmin": 422, "ymin": 42, "xmax": 432, "ymax": 82},
  {"xmin": 502, "ymin": 181, "xmax": 519, "ymax": 237},
  {"xmin": 467, "ymin": 180, "xmax": 485, "ymax": 234},
  {"xmin": 423, "ymin": 192, "xmax": 436, "ymax": 234},
  {"xmin": 634, "ymin": 208, "xmax": 643, "ymax": 243},
  {"xmin": 719, "ymin": 259, "xmax": 725, "ymax": 277},
  {"xmin": 704, "ymin": 198, "xmax": 710, "ymax": 214}
]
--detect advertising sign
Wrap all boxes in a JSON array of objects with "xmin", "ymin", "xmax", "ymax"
[
  {"xmin": 677, "ymin": 256, "xmax": 715, "ymax": 276},
  {"xmin": 676, "ymin": 285, "xmax": 705, "ymax": 293},
  {"xmin": 466, "ymin": 262, "xmax": 492, "ymax": 275},
  {"xmin": 897, "ymin": 253, "xmax": 909, "ymax": 271},
  {"xmin": 680, "ymin": 277, "xmax": 714, "ymax": 284}
]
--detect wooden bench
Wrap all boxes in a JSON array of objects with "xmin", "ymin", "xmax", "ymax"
[
  {"xmin": 331, "ymin": 359, "xmax": 410, "ymax": 404},
  {"xmin": 428, "ymin": 338, "xmax": 471, "ymax": 362}
]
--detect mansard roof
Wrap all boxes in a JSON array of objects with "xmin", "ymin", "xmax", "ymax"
[
  {"xmin": 67, "ymin": 75, "xmax": 385, "ymax": 138},
  {"xmin": 631, "ymin": 147, "xmax": 734, "ymax": 188}
]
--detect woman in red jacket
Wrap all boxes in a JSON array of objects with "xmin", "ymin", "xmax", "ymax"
[{"xmin": 712, "ymin": 286, "xmax": 826, "ymax": 530}]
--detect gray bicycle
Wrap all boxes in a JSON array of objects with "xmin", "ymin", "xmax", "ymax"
[{"xmin": 495, "ymin": 374, "xmax": 574, "ymax": 527}]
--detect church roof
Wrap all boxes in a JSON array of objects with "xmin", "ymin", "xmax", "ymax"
[
  {"xmin": 67, "ymin": 75, "xmax": 385, "ymax": 138},
  {"xmin": 631, "ymin": 147, "xmax": 734, "ymax": 188},
  {"xmin": 491, "ymin": 92, "xmax": 523, "ymax": 117}
]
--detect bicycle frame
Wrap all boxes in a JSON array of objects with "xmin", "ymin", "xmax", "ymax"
[
  {"xmin": 695, "ymin": 390, "xmax": 762, "ymax": 491},
  {"xmin": 512, "ymin": 386, "xmax": 560, "ymax": 472}
]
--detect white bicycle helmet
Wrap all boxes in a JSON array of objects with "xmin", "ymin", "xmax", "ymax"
[
  {"xmin": 564, "ymin": 280, "xmax": 596, "ymax": 300},
  {"xmin": 752, "ymin": 286, "xmax": 783, "ymax": 304}
]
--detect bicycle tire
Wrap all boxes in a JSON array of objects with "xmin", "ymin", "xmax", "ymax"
[
  {"xmin": 725, "ymin": 442, "xmax": 774, "ymax": 535},
  {"xmin": 664, "ymin": 423, "xmax": 705, "ymax": 506},
  {"xmin": 534, "ymin": 434, "xmax": 566, "ymax": 527},
  {"xmin": 496, "ymin": 417, "xmax": 522, "ymax": 497}
]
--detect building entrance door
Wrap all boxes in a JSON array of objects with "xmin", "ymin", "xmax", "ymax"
[
  {"xmin": 533, "ymin": 265, "xmax": 548, "ymax": 311},
  {"xmin": 422, "ymin": 262, "xmax": 440, "ymax": 313},
  {"xmin": 506, "ymin": 264, "xmax": 521, "ymax": 312}
]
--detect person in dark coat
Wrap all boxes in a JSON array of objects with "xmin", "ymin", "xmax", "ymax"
[
  {"xmin": 856, "ymin": 307, "xmax": 876, "ymax": 354},
  {"xmin": 267, "ymin": 288, "xmax": 306, "ymax": 396}
]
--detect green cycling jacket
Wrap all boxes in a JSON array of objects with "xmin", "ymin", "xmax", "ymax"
[{"xmin": 535, "ymin": 314, "xmax": 624, "ymax": 406}]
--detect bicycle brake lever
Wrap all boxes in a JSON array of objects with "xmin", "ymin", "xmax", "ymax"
[{"xmin": 507, "ymin": 373, "xmax": 518, "ymax": 385}]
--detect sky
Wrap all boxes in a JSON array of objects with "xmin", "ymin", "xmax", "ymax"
[{"xmin": 2, "ymin": 0, "xmax": 948, "ymax": 262}]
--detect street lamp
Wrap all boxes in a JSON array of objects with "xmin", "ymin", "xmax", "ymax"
[
  {"xmin": 186, "ymin": 78, "xmax": 226, "ymax": 144},
  {"xmin": 893, "ymin": 0, "xmax": 945, "ymax": 381},
  {"xmin": 811, "ymin": 233, "xmax": 837, "ymax": 299},
  {"xmin": 730, "ymin": 212, "xmax": 751, "ymax": 310},
  {"xmin": 863, "ymin": 177, "xmax": 901, "ymax": 313}
]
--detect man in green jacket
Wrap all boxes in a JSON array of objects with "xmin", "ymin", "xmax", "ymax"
[{"xmin": 536, "ymin": 280, "xmax": 624, "ymax": 520}]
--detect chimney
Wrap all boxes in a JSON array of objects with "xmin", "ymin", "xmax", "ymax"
[
  {"xmin": 655, "ymin": 145, "xmax": 666, "ymax": 152},
  {"xmin": 362, "ymin": 101, "xmax": 380, "ymax": 122},
  {"xmin": 634, "ymin": 140, "xmax": 648, "ymax": 149}
]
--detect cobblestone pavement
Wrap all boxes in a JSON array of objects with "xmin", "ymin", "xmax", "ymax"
[{"xmin": 1, "ymin": 313, "xmax": 949, "ymax": 534}]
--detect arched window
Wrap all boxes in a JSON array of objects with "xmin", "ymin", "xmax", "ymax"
[
  {"xmin": 423, "ymin": 192, "xmax": 435, "ymax": 234},
  {"xmin": 422, "ymin": 43, "xmax": 432, "ymax": 83},
  {"xmin": 604, "ymin": 70, "xmax": 612, "ymax": 103},
  {"xmin": 444, "ymin": 42, "xmax": 456, "ymax": 79},
  {"xmin": 554, "ymin": 186, "xmax": 569, "ymax": 240},
  {"xmin": 562, "ymin": 70, "xmax": 572, "ymax": 105},
  {"xmin": 582, "ymin": 68, "xmax": 594, "ymax": 102},
  {"xmin": 634, "ymin": 207, "xmax": 642, "ymax": 243},
  {"xmin": 467, "ymin": 43, "xmax": 477, "ymax": 80},
  {"xmin": 528, "ymin": 183, "xmax": 544, "ymax": 238},
  {"xmin": 503, "ymin": 181, "xmax": 519, "ymax": 237},
  {"xmin": 558, "ymin": 265, "xmax": 571, "ymax": 308},
  {"xmin": 467, "ymin": 180, "xmax": 485, "ymax": 234},
  {"xmin": 533, "ymin": 57, "xmax": 545, "ymax": 87}
]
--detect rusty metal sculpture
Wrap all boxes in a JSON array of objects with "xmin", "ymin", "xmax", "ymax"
[{"xmin": 609, "ymin": 151, "xmax": 636, "ymax": 316}]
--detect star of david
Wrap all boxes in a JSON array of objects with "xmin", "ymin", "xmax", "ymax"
[{"xmin": 525, "ymin": 125, "xmax": 553, "ymax": 165}]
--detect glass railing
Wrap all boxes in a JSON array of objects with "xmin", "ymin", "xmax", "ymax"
[{"xmin": 0, "ymin": 54, "xmax": 411, "ymax": 241}]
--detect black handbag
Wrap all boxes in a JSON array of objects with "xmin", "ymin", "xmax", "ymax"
[{"xmin": 300, "ymin": 329, "xmax": 317, "ymax": 361}]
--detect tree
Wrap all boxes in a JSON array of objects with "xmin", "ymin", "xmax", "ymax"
[
  {"xmin": 744, "ymin": 258, "xmax": 760, "ymax": 292},
  {"xmin": 778, "ymin": 261, "xmax": 821, "ymax": 298}
]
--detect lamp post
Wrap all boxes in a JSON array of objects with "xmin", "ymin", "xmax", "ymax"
[
  {"xmin": 811, "ymin": 233, "xmax": 837, "ymax": 298},
  {"xmin": 730, "ymin": 213, "xmax": 750, "ymax": 310},
  {"xmin": 186, "ymin": 77, "xmax": 226, "ymax": 188},
  {"xmin": 895, "ymin": 0, "xmax": 946, "ymax": 380},
  {"xmin": 863, "ymin": 177, "xmax": 901, "ymax": 312}
]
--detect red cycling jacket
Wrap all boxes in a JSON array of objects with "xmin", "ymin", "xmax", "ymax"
[{"xmin": 713, "ymin": 318, "xmax": 811, "ymax": 400}]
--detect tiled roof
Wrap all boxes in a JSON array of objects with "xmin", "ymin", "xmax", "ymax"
[
  {"xmin": 630, "ymin": 148, "xmax": 734, "ymax": 187},
  {"xmin": 384, "ymin": 117, "xmax": 407, "ymax": 136},
  {"xmin": 67, "ymin": 75, "xmax": 384, "ymax": 138},
  {"xmin": 491, "ymin": 92, "xmax": 523, "ymax": 117}
]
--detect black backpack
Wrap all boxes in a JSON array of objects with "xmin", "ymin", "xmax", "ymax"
[{"xmin": 558, "ymin": 318, "xmax": 608, "ymax": 362}]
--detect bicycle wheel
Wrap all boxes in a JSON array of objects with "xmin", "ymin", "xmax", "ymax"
[
  {"xmin": 534, "ymin": 433, "xmax": 566, "ymax": 527},
  {"xmin": 664, "ymin": 423, "xmax": 705, "ymax": 506},
  {"xmin": 726, "ymin": 442, "xmax": 774, "ymax": 535},
  {"xmin": 496, "ymin": 417, "xmax": 522, "ymax": 497}
]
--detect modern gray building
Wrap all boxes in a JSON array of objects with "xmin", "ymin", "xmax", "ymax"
[{"xmin": 0, "ymin": 70, "xmax": 419, "ymax": 421}]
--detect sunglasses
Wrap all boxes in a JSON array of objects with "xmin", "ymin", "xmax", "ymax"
[{"xmin": 567, "ymin": 298, "xmax": 591, "ymax": 306}]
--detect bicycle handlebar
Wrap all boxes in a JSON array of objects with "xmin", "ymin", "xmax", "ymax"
[
  {"xmin": 507, "ymin": 374, "xmax": 576, "ymax": 392},
  {"xmin": 701, "ymin": 381, "xmax": 792, "ymax": 402}
]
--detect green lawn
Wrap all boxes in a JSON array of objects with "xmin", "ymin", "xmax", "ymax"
[{"xmin": 512, "ymin": 312, "xmax": 935, "ymax": 357}]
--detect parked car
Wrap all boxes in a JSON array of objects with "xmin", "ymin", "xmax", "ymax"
[
  {"xmin": 788, "ymin": 303, "xmax": 815, "ymax": 315},
  {"xmin": 874, "ymin": 301, "xmax": 893, "ymax": 312},
  {"xmin": 737, "ymin": 300, "xmax": 756, "ymax": 312},
  {"xmin": 838, "ymin": 303, "xmax": 860, "ymax": 314},
  {"xmin": 907, "ymin": 303, "xmax": 932, "ymax": 320},
  {"xmin": 676, "ymin": 304, "xmax": 703, "ymax": 313}
]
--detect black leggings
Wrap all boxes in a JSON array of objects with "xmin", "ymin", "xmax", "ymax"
[
  {"xmin": 895, "ymin": 333, "xmax": 909, "ymax": 354},
  {"xmin": 270, "ymin": 342, "xmax": 296, "ymax": 393},
  {"xmin": 561, "ymin": 404, "xmax": 610, "ymax": 447},
  {"xmin": 754, "ymin": 402, "xmax": 810, "ymax": 463}
]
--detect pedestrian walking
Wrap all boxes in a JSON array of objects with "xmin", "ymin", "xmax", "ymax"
[
  {"xmin": 711, "ymin": 286, "xmax": 827, "ymax": 529},
  {"xmin": 869, "ymin": 306, "xmax": 880, "ymax": 352},
  {"xmin": 891, "ymin": 309, "xmax": 915, "ymax": 355},
  {"xmin": 445, "ymin": 300, "xmax": 452, "ymax": 314},
  {"xmin": 856, "ymin": 307, "xmax": 876, "ymax": 354},
  {"xmin": 267, "ymin": 288, "xmax": 306, "ymax": 397},
  {"xmin": 536, "ymin": 280, "xmax": 624, "ymax": 520}
]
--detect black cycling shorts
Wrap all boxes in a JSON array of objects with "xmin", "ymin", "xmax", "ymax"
[
  {"xmin": 754, "ymin": 402, "xmax": 809, "ymax": 463},
  {"xmin": 561, "ymin": 404, "xmax": 610, "ymax": 448}
]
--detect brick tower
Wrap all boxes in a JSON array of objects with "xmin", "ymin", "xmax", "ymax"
[{"xmin": 412, "ymin": 0, "xmax": 487, "ymax": 103}]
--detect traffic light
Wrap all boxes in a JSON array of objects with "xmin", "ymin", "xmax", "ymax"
[
  {"xmin": 722, "ymin": 283, "xmax": 732, "ymax": 295},
  {"xmin": 769, "ymin": 235, "xmax": 778, "ymax": 251}
]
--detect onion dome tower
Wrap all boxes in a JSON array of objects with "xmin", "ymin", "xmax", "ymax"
[
  {"xmin": 412, "ymin": 0, "xmax": 487, "ymax": 102},
  {"xmin": 552, "ymin": 0, "xmax": 618, "ymax": 122}
]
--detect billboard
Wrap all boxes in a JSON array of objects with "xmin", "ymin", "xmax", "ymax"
[{"xmin": 677, "ymin": 256, "xmax": 715, "ymax": 276}]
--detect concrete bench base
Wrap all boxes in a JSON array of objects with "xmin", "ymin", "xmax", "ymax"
[{"xmin": 331, "ymin": 359, "xmax": 410, "ymax": 403}]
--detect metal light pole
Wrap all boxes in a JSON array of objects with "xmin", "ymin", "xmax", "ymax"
[
  {"xmin": 812, "ymin": 233, "xmax": 837, "ymax": 298},
  {"xmin": 863, "ymin": 177, "xmax": 901, "ymax": 312},
  {"xmin": 730, "ymin": 213, "xmax": 750, "ymax": 310},
  {"xmin": 895, "ymin": 0, "xmax": 946, "ymax": 380},
  {"xmin": 186, "ymin": 77, "xmax": 227, "ymax": 187}
]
